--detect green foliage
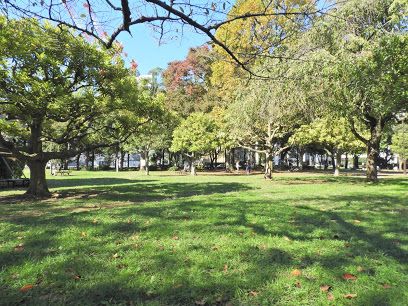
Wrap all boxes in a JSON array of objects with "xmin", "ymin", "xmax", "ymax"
[
  {"xmin": 391, "ymin": 124, "xmax": 408, "ymax": 160},
  {"xmin": 171, "ymin": 112, "xmax": 220, "ymax": 156},
  {"xmin": 290, "ymin": 118, "xmax": 366, "ymax": 154},
  {"xmin": 0, "ymin": 17, "xmax": 156, "ymax": 161}
]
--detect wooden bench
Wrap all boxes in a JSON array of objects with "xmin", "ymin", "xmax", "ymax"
[{"xmin": 0, "ymin": 178, "xmax": 30, "ymax": 188}]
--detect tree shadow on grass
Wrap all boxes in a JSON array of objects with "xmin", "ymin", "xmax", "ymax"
[{"xmin": 0, "ymin": 178, "xmax": 407, "ymax": 305}]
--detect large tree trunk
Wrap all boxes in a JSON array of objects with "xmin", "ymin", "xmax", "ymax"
[
  {"xmin": 353, "ymin": 154, "xmax": 359, "ymax": 169},
  {"xmin": 366, "ymin": 141, "xmax": 380, "ymax": 182},
  {"xmin": 26, "ymin": 160, "xmax": 50, "ymax": 197},
  {"xmin": 264, "ymin": 151, "xmax": 273, "ymax": 179}
]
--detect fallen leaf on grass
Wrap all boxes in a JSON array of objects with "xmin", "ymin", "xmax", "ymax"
[
  {"xmin": 327, "ymin": 292, "xmax": 335, "ymax": 301},
  {"xmin": 291, "ymin": 269, "xmax": 302, "ymax": 277},
  {"xmin": 80, "ymin": 232, "xmax": 87, "ymax": 237},
  {"xmin": 382, "ymin": 284, "xmax": 392, "ymax": 289},
  {"xmin": 92, "ymin": 219, "xmax": 98, "ymax": 224},
  {"xmin": 294, "ymin": 281, "xmax": 301, "ymax": 288},
  {"xmin": 344, "ymin": 293, "xmax": 357, "ymax": 299},
  {"xmin": 342, "ymin": 273, "xmax": 357, "ymax": 280},
  {"xmin": 14, "ymin": 243, "xmax": 24, "ymax": 252},
  {"xmin": 257, "ymin": 244, "xmax": 267, "ymax": 250},
  {"xmin": 172, "ymin": 236, "xmax": 179, "ymax": 240},
  {"xmin": 20, "ymin": 284, "xmax": 34, "ymax": 292},
  {"xmin": 195, "ymin": 299, "xmax": 206, "ymax": 305},
  {"xmin": 249, "ymin": 291, "xmax": 258, "ymax": 297},
  {"xmin": 223, "ymin": 264, "xmax": 228, "ymax": 273},
  {"xmin": 72, "ymin": 274, "xmax": 81, "ymax": 280},
  {"xmin": 112, "ymin": 253, "xmax": 120, "ymax": 259},
  {"xmin": 357, "ymin": 266, "xmax": 364, "ymax": 272},
  {"xmin": 320, "ymin": 285, "xmax": 332, "ymax": 292},
  {"xmin": 283, "ymin": 236, "xmax": 291, "ymax": 241},
  {"xmin": 353, "ymin": 220, "xmax": 361, "ymax": 223}
]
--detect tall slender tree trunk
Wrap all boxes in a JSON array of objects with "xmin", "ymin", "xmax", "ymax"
[
  {"xmin": 334, "ymin": 151, "xmax": 341, "ymax": 176},
  {"xmin": 344, "ymin": 153, "xmax": 348, "ymax": 170},
  {"xmin": 127, "ymin": 152, "xmax": 130, "ymax": 168},
  {"xmin": 403, "ymin": 159, "xmax": 407, "ymax": 175},
  {"xmin": 26, "ymin": 160, "xmax": 50, "ymax": 197},
  {"xmin": 120, "ymin": 150, "xmax": 125, "ymax": 170},
  {"xmin": 298, "ymin": 149, "xmax": 304, "ymax": 170},
  {"xmin": 76, "ymin": 154, "xmax": 81, "ymax": 171},
  {"xmin": 90, "ymin": 151, "xmax": 95, "ymax": 170},
  {"xmin": 145, "ymin": 150, "xmax": 150, "ymax": 175},
  {"xmin": 115, "ymin": 150, "xmax": 119, "ymax": 172},
  {"xmin": 85, "ymin": 151, "xmax": 90, "ymax": 170}
]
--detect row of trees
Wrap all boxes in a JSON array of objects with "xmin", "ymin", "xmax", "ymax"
[
  {"xmin": 1, "ymin": 0, "xmax": 407, "ymax": 197},
  {"xmin": 159, "ymin": 0, "xmax": 407, "ymax": 180}
]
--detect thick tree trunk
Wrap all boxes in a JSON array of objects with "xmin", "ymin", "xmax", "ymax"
[
  {"xmin": 334, "ymin": 151, "xmax": 341, "ymax": 176},
  {"xmin": 26, "ymin": 160, "xmax": 50, "ymax": 197},
  {"xmin": 264, "ymin": 151, "xmax": 273, "ymax": 179},
  {"xmin": 190, "ymin": 162, "xmax": 197, "ymax": 176},
  {"xmin": 353, "ymin": 154, "xmax": 359, "ymax": 169},
  {"xmin": 366, "ymin": 141, "xmax": 380, "ymax": 182}
]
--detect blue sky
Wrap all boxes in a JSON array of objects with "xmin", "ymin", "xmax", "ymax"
[{"xmin": 118, "ymin": 25, "xmax": 208, "ymax": 75}]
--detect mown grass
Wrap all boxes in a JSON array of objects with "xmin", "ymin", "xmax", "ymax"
[{"xmin": 0, "ymin": 171, "xmax": 407, "ymax": 305}]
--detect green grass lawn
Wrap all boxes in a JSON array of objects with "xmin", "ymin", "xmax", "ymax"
[{"xmin": 0, "ymin": 171, "xmax": 407, "ymax": 305}]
